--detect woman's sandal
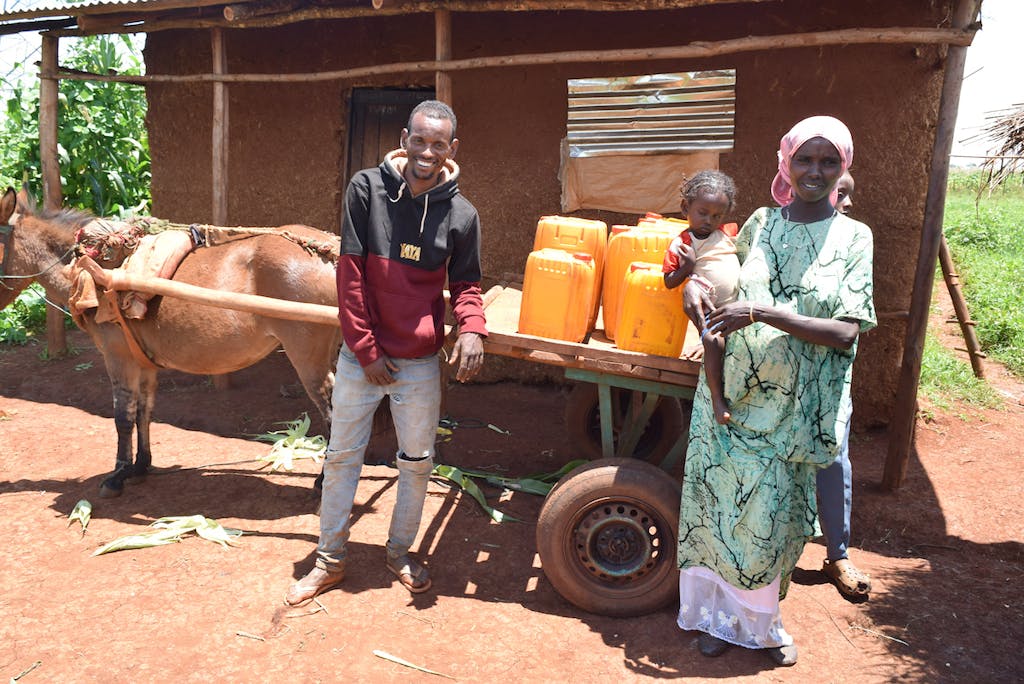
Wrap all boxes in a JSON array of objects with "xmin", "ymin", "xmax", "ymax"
[
  {"xmin": 822, "ymin": 558, "xmax": 871, "ymax": 598},
  {"xmin": 386, "ymin": 554, "xmax": 432, "ymax": 594}
]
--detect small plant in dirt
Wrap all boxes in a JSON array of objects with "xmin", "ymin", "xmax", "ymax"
[
  {"xmin": 0, "ymin": 285, "xmax": 48, "ymax": 344},
  {"xmin": 918, "ymin": 333, "xmax": 1002, "ymax": 414}
]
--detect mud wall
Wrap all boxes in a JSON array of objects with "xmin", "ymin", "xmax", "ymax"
[{"xmin": 146, "ymin": 0, "xmax": 953, "ymax": 426}]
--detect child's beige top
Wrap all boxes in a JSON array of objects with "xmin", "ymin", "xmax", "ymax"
[{"xmin": 691, "ymin": 229, "xmax": 740, "ymax": 306}]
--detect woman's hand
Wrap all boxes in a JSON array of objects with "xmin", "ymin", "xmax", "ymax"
[
  {"xmin": 705, "ymin": 301, "xmax": 757, "ymax": 337},
  {"xmin": 682, "ymin": 279, "xmax": 715, "ymax": 330}
]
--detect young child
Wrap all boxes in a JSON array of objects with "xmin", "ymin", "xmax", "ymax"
[
  {"xmin": 662, "ymin": 170, "xmax": 739, "ymax": 424},
  {"xmin": 835, "ymin": 169, "xmax": 855, "ymax": 215},
  {"xmin": 817, "ymin": 168, "xmax": 873, "ymax": 600}
]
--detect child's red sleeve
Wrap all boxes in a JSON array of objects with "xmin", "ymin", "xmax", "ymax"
[{"xmin": 662, "ymin": 235, "xmax": 682, "ymax": 273}]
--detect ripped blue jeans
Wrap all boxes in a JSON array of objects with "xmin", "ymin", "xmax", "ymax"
[{"xmin": 315, "ymin": 344, "xmax": 440, "ymax": 572}]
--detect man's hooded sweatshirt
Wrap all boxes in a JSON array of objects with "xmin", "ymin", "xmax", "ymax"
[{"xmin": 337, "ymin": 149, "xmax": 487, "ymax": 367}]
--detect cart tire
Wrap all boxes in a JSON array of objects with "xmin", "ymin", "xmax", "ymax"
[
  {"xmin": 536, "ymin": 458, "xmax": 680, "ymax": 617},
  {"xmin": 564, "ymin": 382, "xmax": 686, "ymax": 462}
]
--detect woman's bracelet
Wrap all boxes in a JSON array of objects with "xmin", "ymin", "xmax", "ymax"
[{"xmin": 749, "ymin": 303, "xmax": 756, "ymax": 324}]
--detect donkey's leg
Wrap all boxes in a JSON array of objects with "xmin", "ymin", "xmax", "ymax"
[
  {"xmin": 126, "ymin": 367, "xmax": 159, "ymax": 483},
  {"xmin": 278, "ymin": 327, "xmax": 338, "ymax": 423},
  {"xmin": 100, "ymin": 373, "xmax": 142, "ymax": 498},
  {"xmin": 279, "ymin": 329, "xmax": 338, "ymax": 496}
]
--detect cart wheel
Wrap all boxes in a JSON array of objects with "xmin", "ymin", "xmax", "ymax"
[
  {"xmin": 536, "ymin": 458, "xmax": 680, "ymax": 617},
  {"xmin": 564, "ymin": 382, "xmax": 686, "ymax": 462}
]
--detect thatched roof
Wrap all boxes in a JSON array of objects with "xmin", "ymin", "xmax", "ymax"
[{"xmin": 969, "ymin": 103, "xmax": 1024, "ymax": 187}]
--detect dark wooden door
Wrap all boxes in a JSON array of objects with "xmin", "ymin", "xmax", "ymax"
[{"xmin": 344, "ymin": 88, "xmax": 434, "ymax": 189}]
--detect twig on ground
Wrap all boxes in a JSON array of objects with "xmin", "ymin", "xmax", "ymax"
[
  {"xmin": 395, "ymin": 610, "xmax": 436, "ymax": 625},
  {"xmin": 373, "ymin": 650, "xmax": 455, "ymax": 679},
  {"xmin": 313, "ymin": 597, "xmax": 328, "ymax": 614},
  {"xmin": 811, "ymin": 596, "xmax": 857, "ymax": 649},
  {"xmin": 850, "ymin": 625, "xmax": 909, "ymax": 646},
  {"xmin": 910, "ymin": 543, "xmax": 960, "ymax": 552},
  {"xmin": 235, "ymin": 630, "xmax": 266, "ymax": 642},
  {"xmin": 285, "ymin": 604, "xmax": 326, "ymax": 619},
  {"xmin": 12, "ymin": 660, "xmax": 42, "ymax": 681}
]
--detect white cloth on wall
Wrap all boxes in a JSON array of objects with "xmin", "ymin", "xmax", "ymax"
[{"xmin": 560, "ymin": 144, "xmax": 721, "ymax": 214}]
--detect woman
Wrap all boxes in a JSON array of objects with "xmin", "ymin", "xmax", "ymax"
[{"xmin": 675, "ymin": 116, "xmax": 875, "ymax": 666}]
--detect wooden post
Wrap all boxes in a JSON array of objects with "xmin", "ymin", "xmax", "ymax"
[
  {"xmin": 211, "ymin": 28, "xmax": 231, "ymax": 389},
  {"xmin": 882, "ymin": 0, "xmax": 982, "ymax": 491},
  {"xmin": 211, "ymin": 27, "xmax": 229, "ymax": 226},
  {"xmin": 938, "ymin": 233, "xmax": 986, "ymax": 378},
  {"xmin": 40, "ymin": 33, "xmax": 68, "ymax": 356},
  {"xmin": 435, "ymin": 9, "xmax": 452, "ymax": 104}
]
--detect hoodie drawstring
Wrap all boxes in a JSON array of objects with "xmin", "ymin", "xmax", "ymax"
[
  {"xmin": 419, "ymin": 193, "xmax": 429, "ymax": 237},
  {"xmin": 387, "ymin": 181, "xmax": 406, "ymax": 204}
]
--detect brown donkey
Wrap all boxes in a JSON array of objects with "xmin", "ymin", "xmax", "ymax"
[{"xmin": 1, "ymin": 187, "xmax": 343, "ymax": 497}]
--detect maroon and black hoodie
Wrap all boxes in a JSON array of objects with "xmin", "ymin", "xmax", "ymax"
[{"xmin": 337, "ymin": 149, "xmax": 487, "ymax": 367}]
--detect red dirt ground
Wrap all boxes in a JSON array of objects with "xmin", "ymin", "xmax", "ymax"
[{"xmin": 1, "ymin": 289, "xmax": 1022, "ymax": 683}]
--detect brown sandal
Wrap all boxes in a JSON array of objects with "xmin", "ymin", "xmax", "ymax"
[
  {"xmin": 822, "ymin": 558, "xmax": 871, "ymax": 598},
  {"xmin": 386, "ymin": 554, "xmax": 432, "ymax": 594},
  {"xmin": 284, "ymin": 566, "xmax": 345, "ymax": 607}
]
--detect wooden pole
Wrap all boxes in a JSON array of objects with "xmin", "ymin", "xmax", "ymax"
[
  {"xmin": 50, "ymin": 25, "xmax": 976, "ymax": 71},
  {"xmin": 61, "ymin": 0, "xmax": 768, "ymax": 35},
  {"xmin": 210, "ymin": 27, "xmax": 230, "ymax": 389},
  {"xmin": 211, "ymin": 27, "xmax": 228, "ymax": 226},
  {"xmin": 435, "ymin": 9, "xmax": 452, "ymax": 104},
  {"xmin": 882, "ymin": 0, "xmax": 983, "ymax": 491},
  {"xmin": 39, "ymin": 33, "xmax": 68, "ymax": 356},
  {"xmin": 77, "ymin": 256, "xmax": 341, "ymax": 326},
  {"xmin": 938, "ymin": 233, "xmax": 986, "ymax": 378}
]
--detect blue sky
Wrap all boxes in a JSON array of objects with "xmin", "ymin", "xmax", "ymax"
[{"xmin": 1, "ymin": 0, "xmax": 1021, "ymax": 161}]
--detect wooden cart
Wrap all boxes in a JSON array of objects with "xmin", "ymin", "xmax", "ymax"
[
  {"xmin": 481, "ymin": 282, "xmax": 701, "ymax": 617},
  {"xmin": 87, "ymin": 262, "xmax": 697, "ymax": 618}
]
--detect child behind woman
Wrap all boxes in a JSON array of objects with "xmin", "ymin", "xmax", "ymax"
[{"xmin": 662, "ymin": 170, "xmax": 739, "ymax": 424}]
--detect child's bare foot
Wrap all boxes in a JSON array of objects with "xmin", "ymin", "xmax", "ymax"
[
  {"xmin": 682, "ymin": 343, "xmax": 704, "ymax": 361},
  {"xmin": 712, "ymin": 394, "xmax": 731, "ymax": 424}
]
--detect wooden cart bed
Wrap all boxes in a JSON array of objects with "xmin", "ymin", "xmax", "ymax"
[{"xmin": 480, "ymin": 284, "xmax": 702, "ymax": 389}]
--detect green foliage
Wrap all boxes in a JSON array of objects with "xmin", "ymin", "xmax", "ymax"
[
  {"xmin": 942, "ymin": 175, "xmax": 1024, "ymax": 376},
  {"xmin": 0, "ymin": 284, "xmax": 48, "ymax": 344},
  {"xmin": 0, "ymin": 35, "xmax": 149, "ymax": 215}
]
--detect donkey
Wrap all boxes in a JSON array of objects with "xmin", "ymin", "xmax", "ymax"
[{"xmin": 1, "ymin": 187, "xmax": 344, "ymax": 497}]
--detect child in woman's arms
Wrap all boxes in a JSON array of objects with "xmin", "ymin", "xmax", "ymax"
[{"xmin": 663, "ymin": 170, "xmax": 739, "ymax": 424}]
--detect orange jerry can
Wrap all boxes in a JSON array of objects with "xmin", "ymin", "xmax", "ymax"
[
  {"xmin": 518, "ymin": 248, "xmax": 596, "ymax": 343},
  {"xmin": 533, "ymin": 216, "xmax": 608, "ymax": 327},
  {"xmin": 615, "ymin": 262, "xmax": 688, "ymax": 358},
  {"xmin": 601, "ymin": 226, "xmax": 675, "ymax": 340}
]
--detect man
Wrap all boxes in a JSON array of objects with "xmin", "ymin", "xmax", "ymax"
[{"xmin": 286, "ymin": 100, "xmax": 486, "ymax": 605}]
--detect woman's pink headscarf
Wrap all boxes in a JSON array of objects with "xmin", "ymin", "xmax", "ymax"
[{"xmin": 770, "ymin": 115, "xmax": 854, "ymax": 207}]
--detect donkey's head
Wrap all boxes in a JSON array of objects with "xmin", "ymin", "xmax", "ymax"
[
  {"xmin": 0, "ymin": 187, "xmax": 21, "ymax": 307},
  {"xmin": 0, "ymin": 185, "xmax": 75, "ymax": 310}
]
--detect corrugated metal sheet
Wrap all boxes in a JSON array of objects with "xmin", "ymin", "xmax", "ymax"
[{"xmin": 567, "ymin": 70, "xmax": 735, "ymax": 158}]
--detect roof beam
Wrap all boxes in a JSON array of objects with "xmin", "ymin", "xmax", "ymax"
[{"xmin": 45, "ymin": 26, "xmax": 977, "ymax": 83}]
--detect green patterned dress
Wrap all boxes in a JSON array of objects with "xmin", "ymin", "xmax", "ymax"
[{"xmin": 677, "ymin": 207, "xmax": 875, "ymax": 614}]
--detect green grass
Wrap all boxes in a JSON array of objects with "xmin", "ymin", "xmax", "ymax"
[
  {"xmin": 914, "ymin": 170, "xmax": 1024, "ymax": 412},
  {"xmin": 942, "ymin": 171, "xmax": 1024, "ymax": 376},
  {"xmin": 919, "ymin": 332, "xmax": 1002, "ymax": 412}
]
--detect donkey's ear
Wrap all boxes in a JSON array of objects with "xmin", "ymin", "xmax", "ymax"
[
  {"xmin": 15, "ymin": 185, "xmax": 33, "ymax": 215},
  {"xmin": 1, "ymin": 187, "xmax": 16, "ymax": 223}
]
